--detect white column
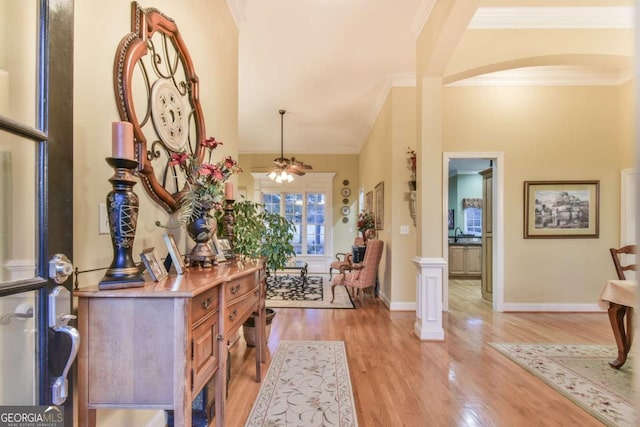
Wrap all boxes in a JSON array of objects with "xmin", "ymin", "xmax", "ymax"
[{"xmin": 412, "ymin": 256, "xmax": 445, "ymax": 340}]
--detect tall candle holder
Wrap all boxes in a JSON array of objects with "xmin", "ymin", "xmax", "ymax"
[
  {"xmin": 223, "ymin": 199, "xmax": 235, "ymax": 253},
  {"xmin": 99, "ymin": 157, "xmax": 146, "ymax": 289}
]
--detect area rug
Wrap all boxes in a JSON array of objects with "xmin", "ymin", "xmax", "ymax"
[
  {"xmin": 489, "ymin": 343, "xmax": 636, "ymax": 426},
  {"xmin": 266, "ymin": 275, "xmax": 355, "ymax": 309},
  {"xmin": 244, "ymin": 340, "xmax": 358, "ymax": 427}
]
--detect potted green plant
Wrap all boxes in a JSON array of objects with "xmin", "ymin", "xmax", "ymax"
[
  {"xmin": 222, "ymin": 199, "xmax": 295, "ymax": 346},
  {"xmin": 222, "ymin": 199, "xmax": 296, "ymax": 274}
]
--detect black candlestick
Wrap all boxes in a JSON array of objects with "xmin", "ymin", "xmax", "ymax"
[{"xmin": 99, "ymin": 157, "xmax": 146, "ymax": 289}]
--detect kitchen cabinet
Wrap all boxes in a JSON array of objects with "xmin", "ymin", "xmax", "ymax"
[{"xmin": 449, "ymin": 244, "xmax": 482, "ymax": 278}]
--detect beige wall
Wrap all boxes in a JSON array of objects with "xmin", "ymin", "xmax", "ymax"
[
  {"xmin": 443, "ymin": 83, "xmax": 633, "ymax": 304},
  {"xmin": 74, "ymin": 0, "xmax": 238, "ymax": 286},
  {"xmin": 237, "ymin": 153, "xmax": 359, "ymax": 263},
  {"xmin": 73, "ymin": 1, "xmax": 237, "ymax": 425},
  {"xmin": 357, "ymin": 86, "xmax": 417, "ymax": 307}
]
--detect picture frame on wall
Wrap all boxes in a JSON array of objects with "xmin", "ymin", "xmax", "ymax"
[
  {"xmin": 448, "ymin": 209, "xmax": 455, "ymax": 230},
  {"xmin": 374, "ymin": 181, "xmax": 384, "ymax": 230},
  {"xmin": 523, "ymin": 180, "xmax": 600, "ymax": 239},
  {"xmin": 365, "ymin": 191, "xmax": 373, "ymax": 214},
  {"xmin": 140, "ymin": 247, "xmax": 169, "ymax": 281}
]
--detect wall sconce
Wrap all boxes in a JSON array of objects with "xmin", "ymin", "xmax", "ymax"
[{"xmin": 409, "ymin": 190, "xmax": 416, "ymax": 226}]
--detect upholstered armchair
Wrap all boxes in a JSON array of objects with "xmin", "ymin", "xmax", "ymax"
[
  {"xmin": 331, "ymin": 239, "xmax": 383, "ymax": 305},
  {"xmin": 328, "ymin": 236, "xmax": 365, "ymax": 279}
]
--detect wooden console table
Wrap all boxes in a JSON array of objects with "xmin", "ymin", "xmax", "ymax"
[{"xmin": 76, "ymin": 259, "xmax": 266, "ymax": 427}]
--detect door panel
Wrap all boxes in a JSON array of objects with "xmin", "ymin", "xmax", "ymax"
[
  {"xmin": 0, "ymin": 132, "xmax": 37, "ymax": 283},
  {"xmin": 0, "ymin": 0, "xmax": 74, "ymax": 425},
  {"xmin": 0, "ymin": 290, "xmax": 36, "ymax": 404}
]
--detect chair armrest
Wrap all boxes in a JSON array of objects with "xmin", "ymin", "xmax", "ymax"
[{"xmin": 335, "ymin": 252, "xmax": 347, "ymax": 261}]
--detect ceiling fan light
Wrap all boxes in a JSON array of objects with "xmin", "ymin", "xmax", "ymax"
[{"xmin": 268, "ymin": 170, "xmax": 278, "ymax": 180}]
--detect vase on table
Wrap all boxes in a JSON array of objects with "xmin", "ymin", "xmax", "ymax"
[{"xmin": 186, "ymin": 212, "xmax": 218, "ymax": 267}]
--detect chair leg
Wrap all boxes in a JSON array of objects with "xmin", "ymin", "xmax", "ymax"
[{"xmin": 608, "ymin": 302, "xmax": 630, "ymax": 369}]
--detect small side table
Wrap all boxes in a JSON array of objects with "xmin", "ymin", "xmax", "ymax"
[{"xmin": 281, "ymin": 261, "xmax": 309, "ymax": 287}]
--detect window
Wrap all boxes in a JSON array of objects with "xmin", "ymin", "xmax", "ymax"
[
  {"xmin": 464, "ymin": 207, "xmax": 482, "ymax": 236},
  {"xmin": 263, "ymin": 192, "xmax": 326, "ymax": 256}
]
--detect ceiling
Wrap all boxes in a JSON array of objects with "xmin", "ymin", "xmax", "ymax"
[{"xmin": 228, "ymin": 0, "xmax": 633, "ymax": 157}]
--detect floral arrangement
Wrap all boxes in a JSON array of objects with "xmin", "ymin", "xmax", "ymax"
[
  {"xmin": 169, "ymin": 136, "xmax": 242, "ymax": 223},
  {"xmin": 407, "ymin": 147, "xmax": 417, "ymax": 178},
  {"xmin": 357, "ymin": 211, "xmax": 375, "ymax": 233}
]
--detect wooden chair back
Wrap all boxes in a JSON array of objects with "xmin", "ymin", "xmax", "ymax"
[{"xmin": 609, "ymin": 244, "xmax": 637, "ymax": 280}]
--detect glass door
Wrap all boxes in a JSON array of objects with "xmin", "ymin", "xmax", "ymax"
[{"xmin": 0, "ymin": 0, "xmax": 74, "ymax": 425}]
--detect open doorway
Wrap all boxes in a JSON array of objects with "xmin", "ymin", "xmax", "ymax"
[{"xmin": 442, "ymin": 152, "xmax": 504, "ymax": 312}]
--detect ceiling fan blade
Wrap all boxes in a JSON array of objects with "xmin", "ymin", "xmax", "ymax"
[{"xmin": 288, "ymin": 168, "xmax": 306, "ymax": 176}]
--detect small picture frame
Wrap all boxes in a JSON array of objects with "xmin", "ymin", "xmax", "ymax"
[
  {"xmin": 215, "ymin": 236, "xmax": 235, "ymax": 260},
  {"xmin": 163, "ymin": 233, "xmax": 186, "ymax": 274},
  {"xmin": 209, "ymin": 237, "xmax": 227, "ymax": 263},
  {"xmin": 140, "ymin": 247, "xmax": 168, "ymax": 281}
]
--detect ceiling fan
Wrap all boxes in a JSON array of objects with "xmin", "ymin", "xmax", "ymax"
[{"xmin": 268, "ymin": 110, "xmax": 312, "ymax": 183}]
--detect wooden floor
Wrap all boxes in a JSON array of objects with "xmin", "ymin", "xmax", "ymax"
[{"xmin": 225, "ymin": 279, "xmax": 614, "ymax": 426}]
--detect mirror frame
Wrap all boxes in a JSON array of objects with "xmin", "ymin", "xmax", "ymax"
[{"xmin": 113, "ymin": 2, "xmax": 206, "ymax": 212}]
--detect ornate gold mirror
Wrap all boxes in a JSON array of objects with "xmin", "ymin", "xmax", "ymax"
[{"xmin": 113, "ymin": 2, "xmax": 205, "ymax": 212}]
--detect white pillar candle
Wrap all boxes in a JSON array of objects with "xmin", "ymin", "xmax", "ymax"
[{"xmin": 111, "ymin": 121, "xmax": 134, "ymax": 160}]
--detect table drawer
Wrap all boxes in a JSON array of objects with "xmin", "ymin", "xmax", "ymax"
[
  {"xmin": 225, "ymin": 290, "xmax": 259, "ymax": 334},
  {"xmin": 192, "ymin": 313, "xmax": 218, "ymax": 397},
  {"xmin": 226, "ymin": 273, "xmax": 258, "ymax": 302},
  {"xmin": 192, "ymin": 287, "xmax": 219, "ymax": 326}
]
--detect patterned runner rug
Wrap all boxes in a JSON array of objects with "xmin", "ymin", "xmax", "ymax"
[
  {"xmin": 245, "ymin": 341, "xmax": 358, "ymax": 427},
  {"xmin": 490, "ymin": 343, "xmax": 635, "ymax": 426},
  {"xmin": 266, "ymin": 274, "xmax": 354, "ymax": 309}
]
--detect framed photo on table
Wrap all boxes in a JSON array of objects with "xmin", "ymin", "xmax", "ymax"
[
  {"xmin": 140, "ymin": 247, "xmax": 168, "ymax": 281},
  {"xmin": 523, "ymin": 180, "xmax": 599, "ymax": 238},
  {"xmin": 163, "ymin": 233, "xmax": 185, "ymax": 274}
]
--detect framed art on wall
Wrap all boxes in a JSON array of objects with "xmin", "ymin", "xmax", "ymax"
[
  {"xmin": 365, "ymin": 191, "xmax": 373, "ymax": 214},
  {"xmin": 374, "ymin": 181, "xmax": 384, "ymax": 230},
  {"xmin": 523, "ymin": 180, "xmax": 600, "ymax": 238}
]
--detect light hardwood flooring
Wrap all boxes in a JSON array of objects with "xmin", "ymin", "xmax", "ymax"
[{"xmin": 225, "ymin": 279, "xmax": 615, "ymax": 426}]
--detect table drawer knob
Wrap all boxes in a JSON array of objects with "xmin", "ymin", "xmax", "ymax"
[
  {"xmin": 230, "ymin": 284, "xmax": 241, "ymax": 295},
  {"xmin": 228, "ymin": 308, "xmax": 237, "ymax": 322},
  {"xmin": 201, "ymin": 296, "xmax": 214, "ymax": 310}
]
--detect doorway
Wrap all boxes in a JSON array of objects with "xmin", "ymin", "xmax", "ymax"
[{"xmin": 442, "ymin": 152, "xmax": 504, "ymax": 312}]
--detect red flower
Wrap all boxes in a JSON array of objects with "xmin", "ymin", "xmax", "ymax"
[
  {"xmin": 169, "ymin": 152, "xmax": 189, "ymax": 167},
  {"xmin": 202, "ymin": 136, "xmax": 223, "ymax": 149}
]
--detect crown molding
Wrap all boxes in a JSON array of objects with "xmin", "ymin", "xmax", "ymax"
[
  {"xmin": 469, "ymin": 7, "xmax": 634, "ymax": 29},
  {"xmin": 225, "ymin": 0, "xmax": 248, "ymax": 27},
  {"xmin": 446, "ymin": 66, "xmax": 632, "ymax": 87},
  {"xmin": 410, "ymin": 0, "xmax": 437, "ymax": 37}
]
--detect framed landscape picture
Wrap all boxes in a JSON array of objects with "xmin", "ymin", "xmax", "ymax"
[{"xmin": 524, "ymin": 180, "xmax": 599, "ymax": 239}]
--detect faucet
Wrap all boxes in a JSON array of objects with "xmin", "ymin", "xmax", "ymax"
[{"xmin": 454, "ymin": 227, "xmax": 463, "ymax": 242}]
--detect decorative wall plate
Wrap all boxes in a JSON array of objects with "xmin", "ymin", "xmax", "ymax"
[
  {"xmin": 342, "ymin": 198, "xmax": 349, "ymax": 205},
  {"xmin": 341, "ymin": 187, "xmax": 351, "ymax": 197},
  {"xmin": 341, "ymin": 206, "xmax": 350, "ymax": 216},
  {"xmin": 342, "ymin": 217, "xmax": 348, "ymax": 223},
  {"xmin": 343, "ymin": 179, "xmax": 350, "ymax": 186},
  {"xmin": 150, "ymin": 79, "xmax": 189, "ymax": 151}
]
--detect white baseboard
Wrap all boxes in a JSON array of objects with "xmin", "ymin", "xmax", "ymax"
[
  {"xmin": 501, "ymin": 303, "xmax": 604, "ymax": 312},
  {"xmin": 389, "ymin": 301, "xmax": 416, "ymax": 311}
]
